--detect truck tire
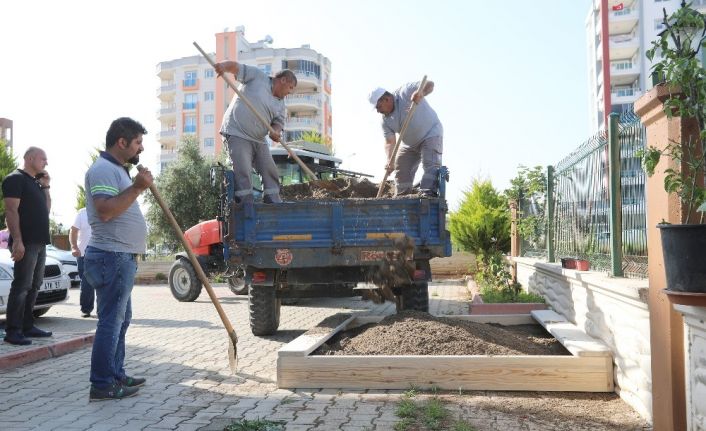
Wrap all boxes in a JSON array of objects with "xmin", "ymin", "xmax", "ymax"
[
  {"xmin": 249, "ymin": 285, "xmax": 281, "ymax": 336},
  {"xmin": 33, "ymin": 307, "xmax": 50, "ymax": 318},
  {"xmin": 169, "ymin": 259, "xmax": 202, "ymax": 302},
  {"xmin": 400, "ymin": 281, "xmax": 429, "ymax": 312}
]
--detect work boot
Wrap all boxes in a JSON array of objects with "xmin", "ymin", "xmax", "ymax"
[
  {"xmin": 24, "ymin": 327, "xmax": 53, "ymax": 338},
  {"xmin": 120, "ymin": 376, "xmax": 146, "ymax": 387},
  {"xmin": 3, "ymin": 332, "xmax": 32, "ymax": 345},
  {"xmin": 89, "ymin": 382, "xmax": 139, "ymax": 401}
]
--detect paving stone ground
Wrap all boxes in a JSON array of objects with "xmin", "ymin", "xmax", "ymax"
[{"xmin": 0, "ymin": 280, "xmax": 649, "ymax": 431}]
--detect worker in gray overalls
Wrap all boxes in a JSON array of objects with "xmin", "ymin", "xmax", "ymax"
[
  {"xmin": 369, "ymin": 81, "xmax": 443, "ymax": 196},
  {"xmin": 215, "ymin": 61, "xmax": 297, "ymax": 203}
]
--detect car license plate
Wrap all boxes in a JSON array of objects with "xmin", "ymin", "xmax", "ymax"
[{"xmin": 43, "ymin": 280, "xmax": 61, "ymax": 291}]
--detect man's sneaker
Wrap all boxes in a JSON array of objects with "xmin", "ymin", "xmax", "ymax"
[
  {"xmin": 24, "ymin": 327, "xmax": 52, "ymax": 338},
  {"xmin": 3, "ymin": 332, "xmax": 32, "ymax": 345},
  {"xmin": 89, "ymin": 383, "xmax": 139, "ymax": 401},
  {"xmin": 121, "ymin": 376, "xmax": 146, "ymax": 387},
  {"xmin": 81, "ymin": 312, "xmax": 91, "ymax": 318}
]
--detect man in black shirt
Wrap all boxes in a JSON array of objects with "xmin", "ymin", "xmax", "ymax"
[{"xmin": 1, "ymin": 147, "xmax": 53, "ymax": 345}]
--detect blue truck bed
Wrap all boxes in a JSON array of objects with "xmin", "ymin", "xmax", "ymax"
[{"xmin": 226, "ymin": 196, "xmax": 452, "ymax": 269}]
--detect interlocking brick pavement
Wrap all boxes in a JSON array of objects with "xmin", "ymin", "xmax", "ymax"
[{"xmin": 0, "ymin": 280, "xmax": 650, "ymax": 430}]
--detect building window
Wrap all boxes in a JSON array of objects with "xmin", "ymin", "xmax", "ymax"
[
  {"xmin": 205, "ymin": 69, "xmax": 214, "ymax": 78},
  {"xmin": 184, "ymin": 93, "xmax": 197, "ymax": 110},
  {"xmin": 258, "ymin": 63, "xmax": 272, "ymax": 76},
  {"xmin": 204, "ymin": 138, "xmax": 214, "ymax": 148},
  {"xmin": 282, "ymin": 59, "xmax": 321, "ymax": 80},
  {"xmin": 204, "ymin": 91, "xmax": 214, "ymax": 101},
  {"xmin": 184, "ymin": 116, "xmax": 197, "ymax": 133},
  {"xmin": 655, "ymin": 19, "xmax": 666, "ymax": 31},
  {"xmin": 204, "ymin": 114, "xmax": 214, "ymax": 124},
  {"xmin": 184, "ymin": 70, "xmax": 197, "ymax": 87}
]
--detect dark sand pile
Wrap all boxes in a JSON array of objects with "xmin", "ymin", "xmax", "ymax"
[
  {"xmin": 314, "ymin": 310, "xmax": 570, "ymax": 356},
  {"xmin": 280, "ymin": 177, "xmax": 398, "ymax": 200}
]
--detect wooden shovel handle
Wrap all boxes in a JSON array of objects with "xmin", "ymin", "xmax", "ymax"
[
  {"xmin": 376, "ymin": 76, "xmax": 428, "ymax": 198},
  {"xmin": 193, "ymin": 42, "xmax": 317, "ymax": 181},
  {"xmin": 139, "ymin": 166, "xmax": 238, "ymax": 347}
]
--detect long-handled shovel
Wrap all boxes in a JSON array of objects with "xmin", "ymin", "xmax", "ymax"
[
  {"xmin": 139, "ymin": 165, "xmax": 239, "ymax": 372},
  {"xmin": 376, "ymin": 76, "xmax": 428, "ymax": 198},
  {"xmin": 193, "ymin": 41, "xmax": 338, "ymax": 192}
]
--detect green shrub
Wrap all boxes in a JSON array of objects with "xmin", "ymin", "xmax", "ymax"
[{"xmin": 154, "ymin": 272, "xmax": 167, "ymax": 281}]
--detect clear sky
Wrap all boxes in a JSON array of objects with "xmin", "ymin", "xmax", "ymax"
[{"xmin": 1, "ymin": 0, "xmax": 592, "ymax": 228}]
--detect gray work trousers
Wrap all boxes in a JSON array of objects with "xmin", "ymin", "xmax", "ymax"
[
  {"xmin": 224, "ymin": 134, "xmax": 282, "ymax": 203},
  {"xmin": 394, "ymin": 136, "xmax": 443, "ymax": 195}
]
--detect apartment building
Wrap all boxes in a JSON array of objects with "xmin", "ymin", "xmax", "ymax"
[
  {"xmin": 586, "ymin": 0, "xmax": 706, "ymax": 132},
  {"xmin": 156, "ymin": 26, "xmax": 332, "ymax": 172}
]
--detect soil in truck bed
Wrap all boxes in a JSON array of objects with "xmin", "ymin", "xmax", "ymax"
[{"xmin": 280, "ymin": 177, "xmax": 399, "ymax": 200}]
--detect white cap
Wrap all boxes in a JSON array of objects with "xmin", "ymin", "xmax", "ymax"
[{"xmin": 368, "ymin": 87, "xmax": 387, "ymax": 108}]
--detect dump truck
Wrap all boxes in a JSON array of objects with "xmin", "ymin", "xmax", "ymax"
[{"xmin": 168, "ymin": 146, "xmax": 452, "ymax": 335}]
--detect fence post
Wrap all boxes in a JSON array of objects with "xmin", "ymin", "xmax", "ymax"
[
  {"xmin": 546, "ymin": 165, "xmax": 555, "ymax": 263},
  {"xmin": 509, "ymin": 199, "xmax": 519, "ymax": 283},
  {"xmin": 608, "ymin": 113, "xmax": 624, "ymax": 277}
]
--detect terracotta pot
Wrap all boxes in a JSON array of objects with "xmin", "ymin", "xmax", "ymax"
[{"xmin": 575, "ymin": 259, "xmax": 590, "ymax": 271}]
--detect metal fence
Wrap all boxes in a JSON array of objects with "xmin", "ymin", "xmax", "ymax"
[{"xmin": 518, "ymin": 113, "xmax": 648, "ymax": 278}]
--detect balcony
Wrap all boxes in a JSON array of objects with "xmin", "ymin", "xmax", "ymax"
[
  {"xmin": 156, "ymin": 82, "xmax": 176, "ymax": 100},
  {"xmin": 157, "ymin": 105, "xmax": 176, "ymax": 120},
  {"xmin": 609, "ymin": 32, "xmax": 639, "ymax": 60},
  {"xmin": 610, "ymin": 61, "xmax": 640, "ymax": 85},
  {"xmin": 157, "ymin": 130, "xmax": 177, "ymax": 142},
  {"xmin": 285, "ymin": 117, "xmax": 320, "ymax": 131},
  {"xmin": 160, "ymin": 149, "xmax": 178, "ymax": 164},
  {"xmin": 155, "ymin": 63, "xmax": 175, "ymax": 80},
  {"xmin": 292, "ymin": 71, "xmax": 319, "ymax": 90},
  {"xmin": 608, "ymin": 6, "xmax": 638, "ymax": 34},
  {"xmin": 611, "ymin": 87, "xmax": 642, "ymax": 105},
  {"xmin": 183, "ymin": 102, "xmax": 197, "ymax": 110},
  {"xmin": 285, "ymin": 94, "xmax": 321, "ymax": 112}
]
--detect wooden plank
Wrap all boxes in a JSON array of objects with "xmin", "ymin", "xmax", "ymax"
[
  {"xmin": 278, "ymin": 313, "xmax": 356, "ymax": 357},
  {"xmin": 278, "ymin": 355, "xmax": 614, "ymax": 392},
  {"xmin": 531, "ymin": 310, "xmax": 612, "ymax": 358}
]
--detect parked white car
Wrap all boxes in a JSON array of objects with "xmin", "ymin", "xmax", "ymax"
[
  {"xmin": 46, "ymin": 245, "xmax": 80, "ymax": 287},
  {"xmin": 0, "ymin": 249, "xmax": 71, "ymax": 318}
]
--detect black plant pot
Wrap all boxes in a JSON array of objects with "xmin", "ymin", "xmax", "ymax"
[{"xmin": 658, "ymin": 224, "xmax": 706, "ymax": 293}]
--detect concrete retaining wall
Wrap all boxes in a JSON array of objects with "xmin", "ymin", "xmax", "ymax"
[{"xmin": 512, "ymin": 257, "xmax": 652, "ymax": 422}]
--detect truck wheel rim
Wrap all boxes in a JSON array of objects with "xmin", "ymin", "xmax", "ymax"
[{"xmin": 172, "ymin": 267, "xmax": 191, "ymax": 294}]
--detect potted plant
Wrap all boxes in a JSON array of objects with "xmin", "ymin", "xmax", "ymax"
[{"xmin": 641, "ymin": 1, "xmax": 706, "ymax": 295}]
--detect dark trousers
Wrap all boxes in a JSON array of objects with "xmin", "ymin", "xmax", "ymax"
[
  {"xmin": 6, "ymin": 243, "xmax": 45, "ymax": 334},
  {"xmin": 77, "ymin": 256, "xmax": 95, "ymax": 314}
]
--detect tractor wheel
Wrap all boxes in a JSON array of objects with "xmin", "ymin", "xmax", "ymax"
[
  {"xmin": 398, "ymin": 281, "xmax": 429, "ymax": 312},
  {"xmin": 169, "ymin": 259, "xmax": 202, "ymax": 302},
  {"xmin": 249, "ymin": 285, "xmax": 281, "ymax": 336}
]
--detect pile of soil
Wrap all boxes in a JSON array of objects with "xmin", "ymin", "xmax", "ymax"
[
  {"xmin": 314, "ymin": 310, "xmax": 570, "ymax": 356},
  {"xmin": 280, "ymin": 177, "xmax": 398, "ymax": 200}
]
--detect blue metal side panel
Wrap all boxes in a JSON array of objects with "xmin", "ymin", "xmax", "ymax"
[{"xmin": 233, "ymin": 198, "xmax": 445, "ymax": 249}]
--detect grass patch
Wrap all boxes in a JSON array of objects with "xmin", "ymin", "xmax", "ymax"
[
  {"xmin": 224, "ymin": 419, "xmax": 286, "ymax": 431},
  {"xmin": 393, "ymin": 394, "xmax": 476, "ymax": 431},
  {"xmin": 479, "ymin": 286, "xmax": 545, "ymax": 304}
]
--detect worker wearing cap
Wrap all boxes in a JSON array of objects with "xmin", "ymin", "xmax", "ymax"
[{"xmin": 369, "ymin": 81, "xmax": 443, "ymax": 196}]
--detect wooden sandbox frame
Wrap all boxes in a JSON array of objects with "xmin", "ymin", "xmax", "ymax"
[{"xmin": 277, "ymin": 310, "xmax": 614, "ymax": 392}]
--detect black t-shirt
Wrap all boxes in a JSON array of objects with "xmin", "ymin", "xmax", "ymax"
[{"xmin": 1, "ymin": 169, "xmax": 50, "ymax": 245}]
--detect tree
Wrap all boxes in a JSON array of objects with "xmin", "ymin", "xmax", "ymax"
[
  {"xmin": 144, "ymin": 136, "xmax": 222, "ymax": 250},
  {"xmin": 449, "ymin": 179, "xmax": 510, "ymax": 258},
  {"xmin": 75, "ymin": 148, "xmax": 101, "ymax": 210},
  {"xmin": 0, "ymin": 139, "xmax": 18, "ymax": 229},
  {"xmin": 300, "ymin": 130, "xmax": 324, "ymax": 145}
]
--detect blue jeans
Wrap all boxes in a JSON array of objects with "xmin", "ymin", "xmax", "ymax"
[
  {"xmin": 77, "ymin": 256, "xmax": 95, "ymax": 314},
  {"xmin": 83, "ymin": 246, "xmax": 136, "ymax": 389},
  {"xmin": 5, "ymin": 243, "xmax": 45, "ymax": 335}
]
